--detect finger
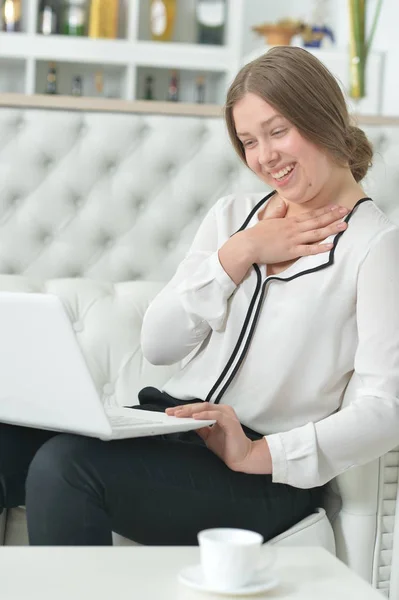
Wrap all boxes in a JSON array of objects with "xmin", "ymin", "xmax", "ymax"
[
  {"xmin": 295, "ymin": 205, "xmax": 349, "ymax": 226},
  {"xmin": 297, "ymin": 220, "xmax": 348, "ymax": 244},
  {"xmin": 296, "ymin": 214, "xmax": 348, "ymax": 237},
  {"xmin": 165, "ymin": 402, "xmax": 205, "ymax": 416},
  {"xmin": 195, "ymin": 426, "xmax": 213, "ymax": 441},
  {"xmin": 193, "ymin": 410, "xmax": 240, "ymax": 434},
  {"xmin": 192, "ymin": 409, "xmax": 227, "ymax": 424},
  {"xmin": 296, "ymin": 242, "xmax": 334, "ymax": 256}
]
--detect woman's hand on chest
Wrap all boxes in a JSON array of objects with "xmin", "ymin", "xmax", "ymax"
[
  {"xmin": 218, "ymin": 202, "xmax": 348, "ymax": 285},
  {"xmin": 246, "ymin": 202, "xmax": 348, "ymax": 265}
]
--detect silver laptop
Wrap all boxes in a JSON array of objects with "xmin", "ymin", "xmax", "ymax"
[{"xmin": 0, "ymin": 292, "xmax": 215, "ymax": 440}]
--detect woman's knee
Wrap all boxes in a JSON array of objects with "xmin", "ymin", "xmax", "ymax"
[{"xmin": 26, "ymin": 434, "xmax": 95, "ymax": 493}]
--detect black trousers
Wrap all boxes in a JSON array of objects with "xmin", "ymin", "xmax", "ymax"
[{"xmin": 0, "ymin": 389, "xmax": 323, "ymax": 546}]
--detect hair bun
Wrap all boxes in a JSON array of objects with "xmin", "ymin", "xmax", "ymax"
[{"xmin": 345, "ymin": 125, "xmax": 373, "ymax": 182}]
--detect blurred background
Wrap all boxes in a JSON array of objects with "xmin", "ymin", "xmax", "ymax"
[{"xmin": 0, "ymin": 0, "xmax": 394, "ymax": 115}]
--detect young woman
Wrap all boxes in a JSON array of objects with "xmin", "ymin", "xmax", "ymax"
[{"xmin": 2, "ymin": 46, "xmax": 399, "ymax": 545}]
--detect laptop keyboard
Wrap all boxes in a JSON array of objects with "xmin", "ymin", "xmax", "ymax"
[{"xmin": 107, "ymin": 413, "xmax": 165, "ymax": 428}]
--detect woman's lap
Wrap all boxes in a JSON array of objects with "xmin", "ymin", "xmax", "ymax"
[
  {"xmin": 0, "ymin": 423, "xmax": 57, "ymax": 509},
  {"xmin": 0, "ymin": 423, "xmax": 321, "ymax": 545}
]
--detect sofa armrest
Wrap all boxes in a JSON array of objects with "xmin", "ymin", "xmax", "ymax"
[{"xmin": 333, "ymin": 450, "xmax": 399, "ymax": 596}]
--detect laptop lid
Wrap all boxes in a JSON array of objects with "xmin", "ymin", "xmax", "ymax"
[{"xmin": 0, "ymin": 292, "xmax": 112, "ymax": 438}]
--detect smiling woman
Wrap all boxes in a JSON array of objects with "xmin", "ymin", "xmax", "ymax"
[
  {"xmin": 225, "ymin": 46, "xmax": 373, "ymax": 219},
  {"xmin": 226, "ymin": 46, "xmax": 373, "ymax": 181},
  {"xmin": 1, "ymin": 47, "xmax": 399, "ymax": 550}
]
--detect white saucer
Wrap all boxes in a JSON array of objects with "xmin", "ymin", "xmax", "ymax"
[{"xmin": 178, "ymin": 564, "xmax": 279, "ymax": 596}]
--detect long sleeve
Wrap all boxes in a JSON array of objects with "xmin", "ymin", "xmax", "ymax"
[
  {"xmin": 141, "ymin": 197, "xmax": 237, "ymax": 366},
  {"xmin": 266, "ymin": 227, "xmax": 399, "ymax": 489}
]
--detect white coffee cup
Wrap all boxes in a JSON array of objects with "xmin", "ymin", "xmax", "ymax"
[{"xmin": 197, "ymin": 527, "xmax": 272, "ymax": 591}]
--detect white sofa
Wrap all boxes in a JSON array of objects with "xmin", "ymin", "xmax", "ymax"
[{"xmin": 0, "ymin": 102, "xmax": 399, "ymax": 597}]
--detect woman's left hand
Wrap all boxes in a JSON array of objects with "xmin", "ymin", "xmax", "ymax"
[{"xmin": 166, "ymin": 402, "xmax": 272, "ymax": 474}]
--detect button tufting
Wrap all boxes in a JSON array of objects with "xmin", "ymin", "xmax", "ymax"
[
  {"xmin": 72, "ymin": 194, "xmax": 84, "ymax": 207},
  {"xmin": 72, "ymin": 321, "xmax": 84, "ymax": 333},
  {"xmin": 15, "ymin": 118, "xmax": 25, "ymax": 131},
  {"xmin": 197, "ymin": 127, "xmax": 208, "ymax": 139},
  {"xmin": 3, "ymin": 263, "xmax": 15, "ymax": 274},
  {"xmin": 166, "ymin": 240, "xmax": 175, "ymax": 250},
  {"xmin": 42, "ymin": 156, "xmax": 53, "ymax": 169},
  {"xmin": 376, "ymin": 133, "xmax": 388, "ymax": 153},
  {"xmin": 103, "ymin": 383, "xmax": 115, "ymax": 395},
  {"xmin": 9, "ymin": 194, "xmax": 21, "ymax": 206},
  {"xmin": 139, "ymin": 124, "xmax": 149, "ymax": 138},
  {"xmin": 225, "ymin": 164, "xmax": 237, "ymax": 178},
  {"xmin": 100, "ymin": 234, "xmax": 114, "ymax": 247},
  {"xmin": 194, "ymin": 203, "xmax": 204, "ymax": 215},
  {"xmin": 165, "ymin": 163, "xmax": 175, "ymax": 176},
  {"xmin": 77, "ymin": 121, "xmax": 87, "ymax": 136}
]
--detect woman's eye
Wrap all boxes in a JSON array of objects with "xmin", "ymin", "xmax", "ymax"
[
  {"xmin": 271, "ymin": 129, "xmax": 286, "ymax": 137},
  {"xmin": 243, "ymin": 140, "xmax": 254, "ymax": 148}
]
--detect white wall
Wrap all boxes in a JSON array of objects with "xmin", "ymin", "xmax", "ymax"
[{"xmin": 240, "ymin": 0, "xmax": 397, "ymax": 116}]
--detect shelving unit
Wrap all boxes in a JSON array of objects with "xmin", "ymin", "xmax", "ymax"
[
  {"xmin": 0, "ymin": 0, "xmax": 385, "ymax": 114},
  {"xmin": 0, "ymin": 0, "xmax": 245, "ymax": 104}
]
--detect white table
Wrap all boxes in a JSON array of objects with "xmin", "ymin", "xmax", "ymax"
[{"xmin": 0, "ymin": 546, "xmax": 383, "ymax": 599}]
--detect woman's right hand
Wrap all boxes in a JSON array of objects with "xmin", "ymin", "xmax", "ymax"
[{"xmin": 218, "ymin": 203, "xmax": 349, "ymax": 284}]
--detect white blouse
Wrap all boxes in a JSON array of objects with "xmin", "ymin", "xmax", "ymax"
[{"xmin": 141, "ymin": 192, "xmax": 399, "ymax": 489}]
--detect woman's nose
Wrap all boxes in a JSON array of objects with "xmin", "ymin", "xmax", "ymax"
[{"xmin": 258, "ymin": 142, "xmax": 278, "ymax": 167}]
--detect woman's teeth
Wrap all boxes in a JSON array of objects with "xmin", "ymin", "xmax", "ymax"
[{"xmin": 272, "ymin": 164, "xmax": 295, "ymax": 180}]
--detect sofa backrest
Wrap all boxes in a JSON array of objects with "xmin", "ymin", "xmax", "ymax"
[{"xmin": 0, "ymin": 104, "xmax": 398, "ymax": 283}]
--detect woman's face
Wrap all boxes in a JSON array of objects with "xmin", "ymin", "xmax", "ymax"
[{"xmin": 233, "ymin": 92, "xmax": 338, "ymax": 209}]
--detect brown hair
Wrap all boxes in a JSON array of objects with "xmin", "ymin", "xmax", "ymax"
[{"xmin": 224, "ymin": 46, "xmax": 372, "ymax": 182}]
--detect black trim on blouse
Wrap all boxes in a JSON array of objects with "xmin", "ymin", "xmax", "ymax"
[{"xmin": 206, "ymin": 195, "xmax": 373, "ymax": 405}]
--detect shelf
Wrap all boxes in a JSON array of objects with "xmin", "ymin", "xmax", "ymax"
[
  {"xmin": 0, "ymin": 93, "xmax": 396, "ymax": 126},
  {"xmin": 0, "ymin": 93, "xmax": 225, "ymax": 117},
  {"xmin": 0, "ymin": 33, "xmax": 129, "ymax": 64},
  {"xmin": 0, "ymin": 33, "xmax": 231, "ymax": 72},
  {"xmin": 134, "ymin": 41, "xmax": 229, "ymax": 71},
  {"xmin": 0, "ymin": 1, "xmax": 245, "ymax": 103},
  {"xmin": 136, "ymin": 67, "xmax": 225, "ymax": 104},
  {"xmin": 0, "ymin": 59, "xmax": 25, "ymax": 93},
  {"xmin": 35, "ymin": 61, "xmax": 127, "ymax": 99}
]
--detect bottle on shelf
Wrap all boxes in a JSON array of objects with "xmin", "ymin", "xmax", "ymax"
[
  {"xmin": 61, "ymin": 0, "xmax": 87, "ymax": 36},
  {"xmin": 45, "ymin": 62, "xmax": 58, "ymax": 94},
  {"xmin": 167, "ymin": 70, "xmax": 179, "ymax": 102},
  {"xmin": 94, "ymin": 70, "xmax": 104, "ymax": 97},
  {"xmin": 1, "ymin": 0, "xmax": 21, "ymax": 32},
  {"xmin": 195, "ymin": 75, "xmax": 205, "ymax": 103},
  {"xmin": 150, "ymin": 0, "xmax": 176, "ymax": 42},
  {"xmin": 196, "ymin": 0, "xmax": 226, "ymax": 45},
  {"xmin": 89, "ymin": 0, "xmax": 119, "ymax": 39},
  {"xmin": 38, "ymin": 0, "xmax": 59, "ymax": 35},
  {"xmin": 71, "ymin": 75, "xmax": 83, "ymax": 96},
  {"xmin": 144, "ymin": 76, "xmax": 155, "ymax": 100}
]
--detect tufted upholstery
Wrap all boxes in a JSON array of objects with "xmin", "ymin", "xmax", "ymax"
[
  {"xmin": 0, "ymin": 108, "xmax": 266, "ymax": 281},
  {"xmin": 0, "ymin": 105, "xmax": 399, "ymax": 597},
  {"xmin": 1, "ymin": 108, "xmax": 398, "ymax": 283}
]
